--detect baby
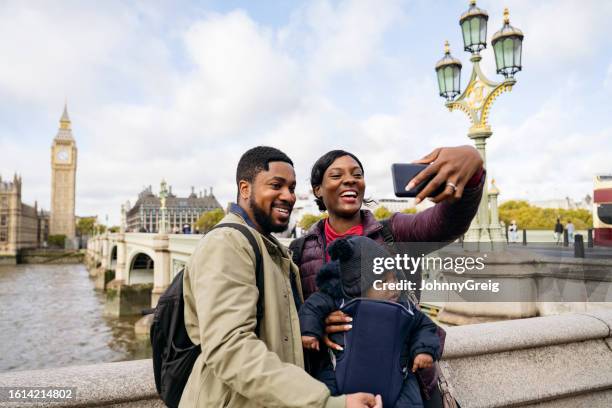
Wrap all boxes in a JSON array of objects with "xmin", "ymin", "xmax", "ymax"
[{"xmin": 299, "ymin": 236, "xmax": 440, "ymax": 407}]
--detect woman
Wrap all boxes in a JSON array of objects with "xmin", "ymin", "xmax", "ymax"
[{"xmin": 291, "ymin": 146, "xmax": 484, "ymax": 407}]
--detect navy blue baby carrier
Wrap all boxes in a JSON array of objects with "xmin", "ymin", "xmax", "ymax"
[{"xmin": 336, "ymin": 298, "xmax": 414, "ymax": 407}]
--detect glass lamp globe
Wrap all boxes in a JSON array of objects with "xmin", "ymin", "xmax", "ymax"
[
  {"xmin": 492, "ymin": 8, "xmax": 524, "ymax": 78},
  {"xmin": 435, "ymin": 41, "xmax": 463, "ymax": 101},
  {"xmin": 459, "ymin": 0, "xmax": 489, "ymax": 54}
]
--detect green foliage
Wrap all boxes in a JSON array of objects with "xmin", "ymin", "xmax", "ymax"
[
  {"xmin": 76, "ymin": 217, "xmax": 97, "ymax": 236},
  {"xmin": 499, "ymin": 200, "xmax": 593, "ymax": 230},
  {"xmin": 373, "ymin": 206, "xmax": 392, "ymax": 220},
  {"xmin": 400, "ymin": 208, "xmax": 416, "ymax": 214},
  {"xmin": 48, "ymin": 234, "xmax": 66, "ymax": 248},
  {"xmin": 195, "ymin": 209, "xmax": 225, "ymax": 232},
  {"xmin": 108, "ymin": 226, "xmax": 120, "ymax": 233},
  {"xmin": 298, "ymin": 213, "xmax": 327, "ymax": 230}
]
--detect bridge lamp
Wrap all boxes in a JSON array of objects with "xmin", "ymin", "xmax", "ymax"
[
  {"xmin": 492, "ymin": 8, "xmax": 524, "ymax": 79},
  {"xmin": 435, "ymin": 41, "xmax": 462, "ymax": 101},
  {"xmin": 460, "ymin": 0, "xmax": 488, "ymax": 54}
]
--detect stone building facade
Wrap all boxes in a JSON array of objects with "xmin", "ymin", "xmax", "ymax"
[
  {"xmin": 0, "ymin": 174, "xmax": 48, "ymax": 261},
  {"xmin": 126, "ymin": 185, "xmax": 222, "ymax": 233}
]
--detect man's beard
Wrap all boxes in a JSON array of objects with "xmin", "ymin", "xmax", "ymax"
[{"xmin": 249, "ymin": 194, "xmax": 289, "ymax": 234}]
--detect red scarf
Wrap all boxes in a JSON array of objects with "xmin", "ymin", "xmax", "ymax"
[{"xmin": 324, "ymin": 219, "xmax": 364, "ymax": 261}]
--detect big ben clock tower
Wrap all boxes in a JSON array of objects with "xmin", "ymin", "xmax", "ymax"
[{"xmin": 50, "ymin": 104, "xmax": 77, "ymax": 239}]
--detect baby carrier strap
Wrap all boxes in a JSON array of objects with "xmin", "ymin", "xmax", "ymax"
[{"xmin": 336, "ymin": 298, "xmax": 414, "ymax": 407}]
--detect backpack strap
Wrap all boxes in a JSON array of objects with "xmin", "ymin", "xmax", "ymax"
[
  {"xmin": 210, "ymin": 223, "xmax": 264, "ymax": 337},
  {"xmin": 380, "ymin": 218, "xmax": 395, "ymax": 246},
  {"xmin": 380, "ymin": 218, "xmax": 421, "ymax": 306},
  {"xmin": 289, "ymin": 235, "xmax": 307, "ymax": 266}
]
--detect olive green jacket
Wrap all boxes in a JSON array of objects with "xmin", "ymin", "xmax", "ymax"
[{"xmin": 179, "ymin": 212, "xmax": 345, "ymax": 407}]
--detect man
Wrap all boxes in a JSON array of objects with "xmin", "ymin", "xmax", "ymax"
[
  {"xmin": 554, "ymin": 218, "xmax": 564, "ymax": 246},
  {"xmin": 180, "ymin": 146, "xmax": 382, "ymax": 408}
]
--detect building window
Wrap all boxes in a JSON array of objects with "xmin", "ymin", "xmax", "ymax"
[
  {"xmin": 0, "ymin": 216, "xmax": 5, "ymax": 226},
  {"xmin": 0, "ymin": 231, "xmax": 6, "ymax": 242}
]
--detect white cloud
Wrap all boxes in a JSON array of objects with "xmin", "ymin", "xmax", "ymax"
[
  {"xmin": 0, "ymin": 2, "xmax": 175, "ymax": 107},
  {"xmin": 483, "ymin": 0, "xmax": 612, "ymax": 71},
  {"xmin": 178, "ymin": 10, "xmax": 302, "ymax": 136},
  {"xmin": 280, "ymin": 0, "xmax": 405, "ymax": 86},
  {"xmin": 486, "ymin": 82, "xmax": 609, "ymax": 202},
  {"xmin": 0, "ymin": 0, "xmax": 610, "ymax": 226}
]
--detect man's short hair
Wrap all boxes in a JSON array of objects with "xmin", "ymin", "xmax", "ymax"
[{"xmin": 236, "ymin": 146, "xmax": 294, "ymax": 187}]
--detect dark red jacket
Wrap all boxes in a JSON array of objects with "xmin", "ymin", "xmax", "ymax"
[
  {"xmin": 291, "ymin": 174, "xmax": 484, "ymax": 400},
  {"xmin": 294, "ymin": 173, "xmax": 485, "ymax": 300}
]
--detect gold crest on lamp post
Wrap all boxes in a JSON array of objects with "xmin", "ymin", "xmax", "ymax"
[{"xmin": 435, "ymin": 2, "xmax": 524, "ymax": 251}]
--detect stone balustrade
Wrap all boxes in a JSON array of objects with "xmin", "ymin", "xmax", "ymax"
[{"xmin": 2, "ymin": 310, "xmax": 611, "ymax": 407}]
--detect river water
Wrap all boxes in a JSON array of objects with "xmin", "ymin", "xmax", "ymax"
[{"xmin": 0, "ymin": 264, "xmax": 151, "ymax": 373}]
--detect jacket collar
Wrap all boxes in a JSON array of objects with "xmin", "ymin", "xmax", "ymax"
[
  {"xmin": 226, "ymin": 205, "xmax": 289, "ymax": 258},
  {"xmin": 303, "ymin": 209, "xmax": 383, "ymax": 240},
  {"xmin": 229, "ymin": 203, "xmax": 258, "ymax": 230}
]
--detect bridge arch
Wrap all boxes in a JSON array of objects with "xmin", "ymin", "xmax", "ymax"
[
  {"xmin": 109, "ymin": 245, "xmax": 117, "ymax": 270},
  {"xmin": 126, "ymin": 250, "xmax": 155, "ymax": 285}
]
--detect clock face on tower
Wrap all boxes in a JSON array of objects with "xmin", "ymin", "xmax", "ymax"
[{"xmin": 56, "ymin": 149, "xmax": 70, "ymax": 163}]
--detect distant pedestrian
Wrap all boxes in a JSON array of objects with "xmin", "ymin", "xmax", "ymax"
[
  {"xmin": 566, "ymin": 220, "xmax": 575, "ymax": 244},
  {"xmin": 554, "ymin": 218, "xmax": 563, "ymax": 245},
  {"xmin": 509, "ymin": 220, "xmax": 519, "ymax": 243}
]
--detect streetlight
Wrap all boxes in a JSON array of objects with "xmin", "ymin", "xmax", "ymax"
[
  {"xmin": 492, "ymin": 9, "xmax": 524, "ymax": 78},
  {"xmin": 435, "ymin": 1, "xmax": 524, "ymax": 251},
  {"xmin": 435, "ymin": 41, "xmax": 462, "ymax": 101}
]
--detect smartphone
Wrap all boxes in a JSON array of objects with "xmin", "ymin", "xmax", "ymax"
[{"xmin": 391, "ymin": 163, "xmax": 446, "ymax": 198}]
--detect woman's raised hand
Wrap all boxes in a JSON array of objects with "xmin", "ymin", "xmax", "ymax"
[{"xmin": 406, "ymin": 145, "xmax": 483, "ymax": 204}]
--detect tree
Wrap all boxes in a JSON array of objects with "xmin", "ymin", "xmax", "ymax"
[
  {"xmin": 499, "ymin": 200, "xmax": 593, "ymax": 230},
  {"xmin": 299, "ymin": 213, "xmax": 327, "ymax": 230},
  {"xmin": 76, "ymin": 217, "xmax": 97, "ymax": 236},
  {"xmin": 195, "ymin": 209, "xmax": 225, "ymax": 233},
  {"xmin": 373, "ymin": 206, "xmax": 392, "ymax": 220}
]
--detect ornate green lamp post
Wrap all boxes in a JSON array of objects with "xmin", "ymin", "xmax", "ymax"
[{"xmin": 435, "ymin": 2, "xmax": 524, "ymax": 251}]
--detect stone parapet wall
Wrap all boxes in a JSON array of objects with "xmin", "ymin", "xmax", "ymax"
[
  {"xmin": 441, "ymin": 310, "xmax": 612, "ymax": 407},
  {"xmin": 1, "ymin": 311, "xmax": 611, "ymax": 407}
]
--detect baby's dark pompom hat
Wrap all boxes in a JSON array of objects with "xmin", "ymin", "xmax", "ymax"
[{"xmin": 327, "ymin": 236, "xmax": 393, "ymax": 297}]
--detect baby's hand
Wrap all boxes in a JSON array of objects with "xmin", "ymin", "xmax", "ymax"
[
  {"xmin": 302, "ymin": 336, "xmax": 320, "ymax": 351},
  {"xmin": 412, "ymin": 353, "xmax": 433, "ymax": 372}
]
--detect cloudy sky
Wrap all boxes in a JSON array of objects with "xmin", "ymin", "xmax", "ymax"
[{"xmin": 0, "ymin": 0, "xmax": 611, "ymax": 225}]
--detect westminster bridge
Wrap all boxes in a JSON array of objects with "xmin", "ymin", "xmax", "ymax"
[
  {"xmin": 87, "ymin": 231, "xmax": 612, "ymax": 322},
  {"xmin": 86, "ymin": 232, "xmax": 295, "ymax": 316}
]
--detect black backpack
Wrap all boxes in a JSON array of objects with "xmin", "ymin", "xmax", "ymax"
[{"xmin": 150, "ymin": 223, "xmax": 264, "ymax": 408}]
